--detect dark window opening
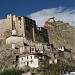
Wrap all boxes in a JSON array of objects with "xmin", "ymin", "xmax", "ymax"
[
  {"xmin": 16, "ymin": 56, "xmax": 19, "ymax": 61},
  {"xmin": 27, "ymin": 56, "xmax": 28, "ymax": 59},
  {"xmin": 18, "ymin": 17, "xmax": 21, "ymax": 20},
  {"xmin": 20, "ymin": 26, "xmax": 21, "ymax": 28},
  {"xmin": 27, "ymin": 62, "xmax": 29, "ymax": 66},
  {"xmin": 31, "ymin": 56, "xmax": 32, "ymax": 59},
  {"xmin": 22, "ymin": 58, "xmax": 23, "ymax": 60}
]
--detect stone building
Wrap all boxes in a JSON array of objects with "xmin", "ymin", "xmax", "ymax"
[
  {"xmin": 58, "ymin": 46, "xmax": 72, "ymax": 59},
  {"xmin": 18, "ymin": 54, "xmax": 39, "ymax": 69},
  {"xmin": 0, "ymin": 14, "xmax": 49, "ymax": 43},
  {"xmin": 0, "ymin": 14, "xmax": 58, "ymax": 70}
]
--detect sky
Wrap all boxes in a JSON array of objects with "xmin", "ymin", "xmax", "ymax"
[{"xmin": 0, "ymin": 0, "xmax": 75, "ymax": 27}]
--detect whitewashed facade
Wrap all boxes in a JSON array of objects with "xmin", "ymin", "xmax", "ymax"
[
  {"xmin": 19, "ymin": 54, "xmax": 38, "ymax": 68},
  {"xmin": 49, "ymin": 59, "xmax": 57, "ymax": 64},
  {"xmin": 6, "ymin": 36, "xmax": 24, "ymax": 44},
  {"xmin": 58, "ymin": 46, "xmax": 64, "ymax": 51}
]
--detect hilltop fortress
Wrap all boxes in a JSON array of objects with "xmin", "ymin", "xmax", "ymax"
[
  {"xmin": 0, "ymin": 14, "xmax": 74, "ymax": 72},
  {"xmin": 0, "ymin": 14, "xmax": 58, "ymax": 70},
  {"xmin": 0, "ymin": 14, "xmax": 49, "ymax": 43}
]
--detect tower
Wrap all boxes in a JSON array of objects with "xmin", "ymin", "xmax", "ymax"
[{"xmin": 6, "ymin": 14, "xmax": 13, "ymax": 30}]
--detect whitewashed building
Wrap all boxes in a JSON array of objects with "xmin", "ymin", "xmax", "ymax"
[
  {"xmin": 58, "ymin": 46, "xmax": 65, "ymax": 51},
  {"xmin": 58, "ymin": 46, "xmax": 72, "ymax": 59},
  {"xmin": 35, "ymin": 42, "xmax": 43, "ymax": 51},
  {"xmin": 18, "ymin": 54, "xmax": 38, "ymax": 69}
]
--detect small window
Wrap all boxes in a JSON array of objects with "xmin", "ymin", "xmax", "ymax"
[
  {"xmin": 31, "ymin": 56, "xmax": 32, "ymax": 59},
  {"xmin": 32, "ymin": 48, "xmax": 34, "ymax": 51},
  {"xmin": 25, "ymin": 47, "xmax": 26, "ymax": 49},
  {"xmin": 30, "ymin": 61, "xmax": 33, "ymax": 64},
  {"xmin": 27, "ymin": 56, "xmax": 28, "ymax": 59},
  {"xmin": 20, "ymin": 26, "xmax": 21, "ymax": 28},
  {"xmin": 18, "ymin": 17, "xmax": 21, "ymax": 20},
  {"xmin": 47, "ymin": 46, "xmax": 50, "ymax": 49},
  {"xmin": 21, "ymin": 58, "xmax": 23, "ymax": 60},
  {"xmin": 27, "ymin": 61, "xmax": 29, "ymax": 66}
]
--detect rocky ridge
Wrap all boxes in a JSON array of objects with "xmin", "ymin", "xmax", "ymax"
[
  {"xmin": 0, "ymin": 20, "xmax": 75, "ymax": 71},
  {"xmin": 44, "ymin": 21, "xmax": 75, "ymax": 52}
]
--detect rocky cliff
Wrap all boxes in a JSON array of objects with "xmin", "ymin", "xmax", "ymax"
[
  {"xmin": 44, "ymin": 21, "xmax": 75, "ymax": 53},
  {"xmin": 0, "ymin": 20, "xmax": 75, "ymax": 71}
]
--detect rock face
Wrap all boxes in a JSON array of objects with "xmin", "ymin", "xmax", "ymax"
[
  {"xmin": 44, "ymin": 21, "xmax": 75, "ymax": 55},
  {"xmin": 0, "ymin": 41, "xmax": 19, "ymax": 70},
  {"xmin": 0, "ymin": 20, "xmax": 75, "ymax": 71}
]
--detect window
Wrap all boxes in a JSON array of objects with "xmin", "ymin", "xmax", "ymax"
[
  {"xmin": 30, "ymin": 60, "xmax": 33, "ymax": 64},
  {"xmin": 27, "ymin": 56, "xmax": 28, "ymax": 59},
  {"xmin": 25, "ymin": 47, "xmax": 26, "ymax": 49},
  {"xmin": 27, "ymin": 62, "xmax": 29, "ymax": 66},
  {"xmin": 32, "ymin": 48, "xmax": 34, "ymax": 51},
  {"xmin": 34, "ymin": 55, "xmax": 38, "ymax": 58},
  {"xmin": 47, "ymin": 46, "xmax": 50, "ymax": 49},
  {"xmin": 20, "ymin": 26, "xmax": 21, "ymax": 28},
  {"xmin": 18, "ymin": 17, "xmax": 21, "ymax": 20},
  {"xmin": 31, "ymin": 56, "xmax": 32, "ymax": 59},
  {"xmin": 21, "ymin": 58, "xmax": 23, "ymax": 60}
]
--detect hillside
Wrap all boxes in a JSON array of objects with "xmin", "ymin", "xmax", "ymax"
[
  {"xmin": 44, "ymin": 21, "xmax": 75, "ymax": 53},
  {"xmin": 0, "ymin": 20, "xmax": 75, "ymax": 72}
]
